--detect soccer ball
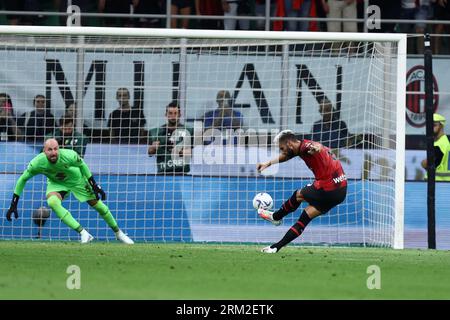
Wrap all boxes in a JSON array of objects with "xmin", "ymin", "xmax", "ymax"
[
  {"xmin": 253, "ymin": 192, "xmax": 273, "ymax": 210},
  {"xmin": 32, "ymin": 206, "xmax": 51, "ymax": 227}
]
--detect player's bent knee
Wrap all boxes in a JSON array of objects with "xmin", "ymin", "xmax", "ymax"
[
  {"xmin": 47, "ymin": 191, "xmax": 62, "ymax": 200},
  {"xmin": 296, "ymin": 190, "xmax": 304, "ymax": 202},
  {"xmin": 87, "ymin": 199, "xmax": 98, "ymax": 207},
  {"xmin": 47, "ymin": 195, "xmax": 61, "ymax": 208},
  {"xmin": 305, "ymin": 205, "xmax": 322, "ymax": 219}
]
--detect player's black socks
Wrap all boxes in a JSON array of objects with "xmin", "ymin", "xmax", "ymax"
[
  {"xmin": 272, "ymin": 191, "xmax": 301, "ymax": 221},
  {"xmin": 271, "ymin": 210, "xmax": 312, "ymax": 251}
]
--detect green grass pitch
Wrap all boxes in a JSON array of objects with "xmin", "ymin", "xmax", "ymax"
[{"xmin": 1, "ymin": 241, "xmax": 449, "ymax": 300}]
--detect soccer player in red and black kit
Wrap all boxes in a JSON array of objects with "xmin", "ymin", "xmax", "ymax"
[{"xmin": 256, "ymin": 130, "xmax": 347, "ymax": 253}]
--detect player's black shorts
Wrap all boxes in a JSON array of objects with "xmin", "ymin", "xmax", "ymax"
[{"xmin": 300, "ymin": 184, "xmax": 347, "ymax": 214}]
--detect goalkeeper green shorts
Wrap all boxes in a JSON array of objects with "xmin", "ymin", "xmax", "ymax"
[{"xmin": 46, "ymin": 178, "xmax": 96, "ymax": 202}]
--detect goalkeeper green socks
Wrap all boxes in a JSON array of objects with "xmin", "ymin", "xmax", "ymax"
[
  {"xmin": 93, "ymin": 200, "xmax": 120, "ymax": 232},
  {"xmin": 46, "ymin": 196, "xmax": 119, "ymax": 233},
  {"xmin": 47, "ymin": 195, "xmax": 83, "ymax": 232}
]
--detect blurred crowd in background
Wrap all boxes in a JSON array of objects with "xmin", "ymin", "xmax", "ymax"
[{"xmin": 0, "ymin": 1, "xmax": 449, "ymax": 54}]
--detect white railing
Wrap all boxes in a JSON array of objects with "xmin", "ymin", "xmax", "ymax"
[{"xmin": 1, "ymin": 0, "xmax": 450, "ymax": 33}]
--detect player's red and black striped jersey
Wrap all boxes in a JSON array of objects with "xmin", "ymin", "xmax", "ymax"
[{"xmin": 298, "ymin": 139, "xmax": 347, "ymax": 191}]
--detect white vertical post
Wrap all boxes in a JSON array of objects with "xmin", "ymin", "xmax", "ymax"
[
  {"xmin": 280, "ymin": 44, "xmax": 289, "ymax": 130},
  {"xmin": 75, "ymin": 36, "xmax": 85, "ymax": 134},
  {"xmin": 166, "ymin": 0, "xmax": 172, "ymax": 28},
  {"xmin": 383, "ymin": 42, "xmax": 392, "ymax": 149},
  {"xmin": 394, "ymin": 35, "xmax": 406, "ymax": 249},
  {"xmin": 363, "ymin": 0, "xmax": 369, "ymax": 33},
  {"xmin": 68, "ymin": 1, "xmax": 83, "ymax": 130},
  {"xmin": 179, "ymin": 38, "xmax": 187, "ymax": 118},
  {"xmin": 265, "ymin": 0, "xmax": 271, "ymax": 31}
]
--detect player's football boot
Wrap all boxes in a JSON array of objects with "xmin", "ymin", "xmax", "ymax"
[
  {"xmin": 115, "ymin": 230, "xmax": 134, "ymax": 244},
  {"xmin": 261, "ymin": 246, "xmax": 278, "ymax": 254},
  {"xmin": 80, "ymin": 229, "xmax": 94, "ymax": 244},
  {"xmin": 257, "ymin": 208, "xmax": 282, "ymax": 226}
]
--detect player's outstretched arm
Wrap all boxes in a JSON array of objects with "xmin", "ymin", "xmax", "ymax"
[{"xmin": 257, "ymin": 153, "xmax": 291, "ymax": 173}]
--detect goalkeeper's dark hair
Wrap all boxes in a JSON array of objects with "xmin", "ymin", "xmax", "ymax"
[{"xmin": 275, "ymin": 130, "xmax": 298, "ymax": 145}]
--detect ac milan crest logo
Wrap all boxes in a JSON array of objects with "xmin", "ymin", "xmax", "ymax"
[{"xmin": 406, "ymin": 65, "xmax": 439, "ymax": 128}]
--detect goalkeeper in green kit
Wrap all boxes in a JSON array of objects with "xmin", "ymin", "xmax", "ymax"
[{"xmin": 6, "ymin": 138, "xmax": 134, "ymax": 244}]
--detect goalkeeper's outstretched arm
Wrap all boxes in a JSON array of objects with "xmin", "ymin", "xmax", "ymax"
[
  {"xmin": 13, "ymin": 169, "xmax": 35, "ymax": 197},
  {"xmin": 7, "ymin": 168, "xmax": 36, "ymax": 221}
]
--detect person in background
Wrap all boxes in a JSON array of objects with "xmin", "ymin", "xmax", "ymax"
[
  {"xmin": 148, "ymin": 101, "xmax": 193, "ymax": 174},
  {"xmin": 195, "ymin": 0, "xmax": 224, "ymax": 29},
  {"xmin": 0, "ymin": 93, "xmax": 22, "ymax": 142},
  {"xmin": 326, "ymin": 0, "xmax": 357, "ymax": 33},
  {"xmin": 6, "ymin": 138, "xmax": 134, "ymax": 244},
  {"xmin": 311, "ymin": 99, "xmax": 349, "ymax": 149},
  {"xmin": 222, "ymin": 0, "xmax": 251, "ymax": 30},
  {"xmin": 45, "ymin": 115, "xmax": 89, "ymax": 157},
  {"xmin": 421, "ymin": 113, "xmax": 450, "ymax": 181},
  {"xmin": 171, "ymin": 0, "xmax": 194, "ymax": 28},
  {"xmin": 203, "ymin": 90, "xmax": 244, "ymax": 130},
  {"xmin": 107, "ymin": 88, "xmax": 147, "ymax": 144},
  {"xmin": 135, "ymin": 0, "xmax": 164, "ymax": 28},
  {"xmin": 98, "ymin": 0, "xmax": 138, "ymax": 27},
  {"xmin": 399, "ymin": 0, "xmax": 431, "ymax": 54},
  {"xmin": 432, "ymin": 0, "xmax": 450, "ymax": 54},
  {"xmin": 18, "ymin": 94, "xmax": 56, "ymax": 144}
]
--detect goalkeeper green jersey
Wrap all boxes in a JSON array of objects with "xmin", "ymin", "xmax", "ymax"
[{"xmin": 14, "ymin": 148, "xmax": 92, "ymax": 196}]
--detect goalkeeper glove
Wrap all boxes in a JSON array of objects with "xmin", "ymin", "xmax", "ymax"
[
  {"xmin": 6, "ymin": 194, "xmax": 20, "ymax": 221},
  {"xmin": 88, "ymin": 176, "xmax": 106, "ymax": 201}
]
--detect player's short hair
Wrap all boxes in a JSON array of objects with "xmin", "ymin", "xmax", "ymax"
[
  {"xmin": 0, "ymin": 93, "xmax": 14, "ymax": 116},
  {"xmin": 0, "ymin": 92, "xmax": 12, "ymax": 102},
  {"xmin": 216, "ymin": 90, "xmax": 231, "ymax": 104},
  {"xmin": 274, "ymin": 129, "xmax": 298, "ymax": 145},
  {"xmin": 33, "ymin": 94, "xmax": 45, "ymax": 105},
  {"xmin": 116, "ymin": 87, "xmax": 130, "ymax": 98},
  {"xmin": 59, "ymin": 115, "xmax": 74, "ymax": 127},
  {"xmin": 166, "ymin": 101, "xmax": 180, "ymax": 110}
]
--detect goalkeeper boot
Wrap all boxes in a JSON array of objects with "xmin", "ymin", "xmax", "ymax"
[
  {"xmin": 80, "ymin": 229, "xmax": 94, "ymax": 244},
  {"xmin": 258, "ymin": 208, "xmax": 282, "ymax": 226},
  {"xmin": 261, "ymin": 245, "xmax": 278, "ymax": 254},
  {"xmin": 115, "ymin": 230, "xmax": 134, "ymax": 244}
]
